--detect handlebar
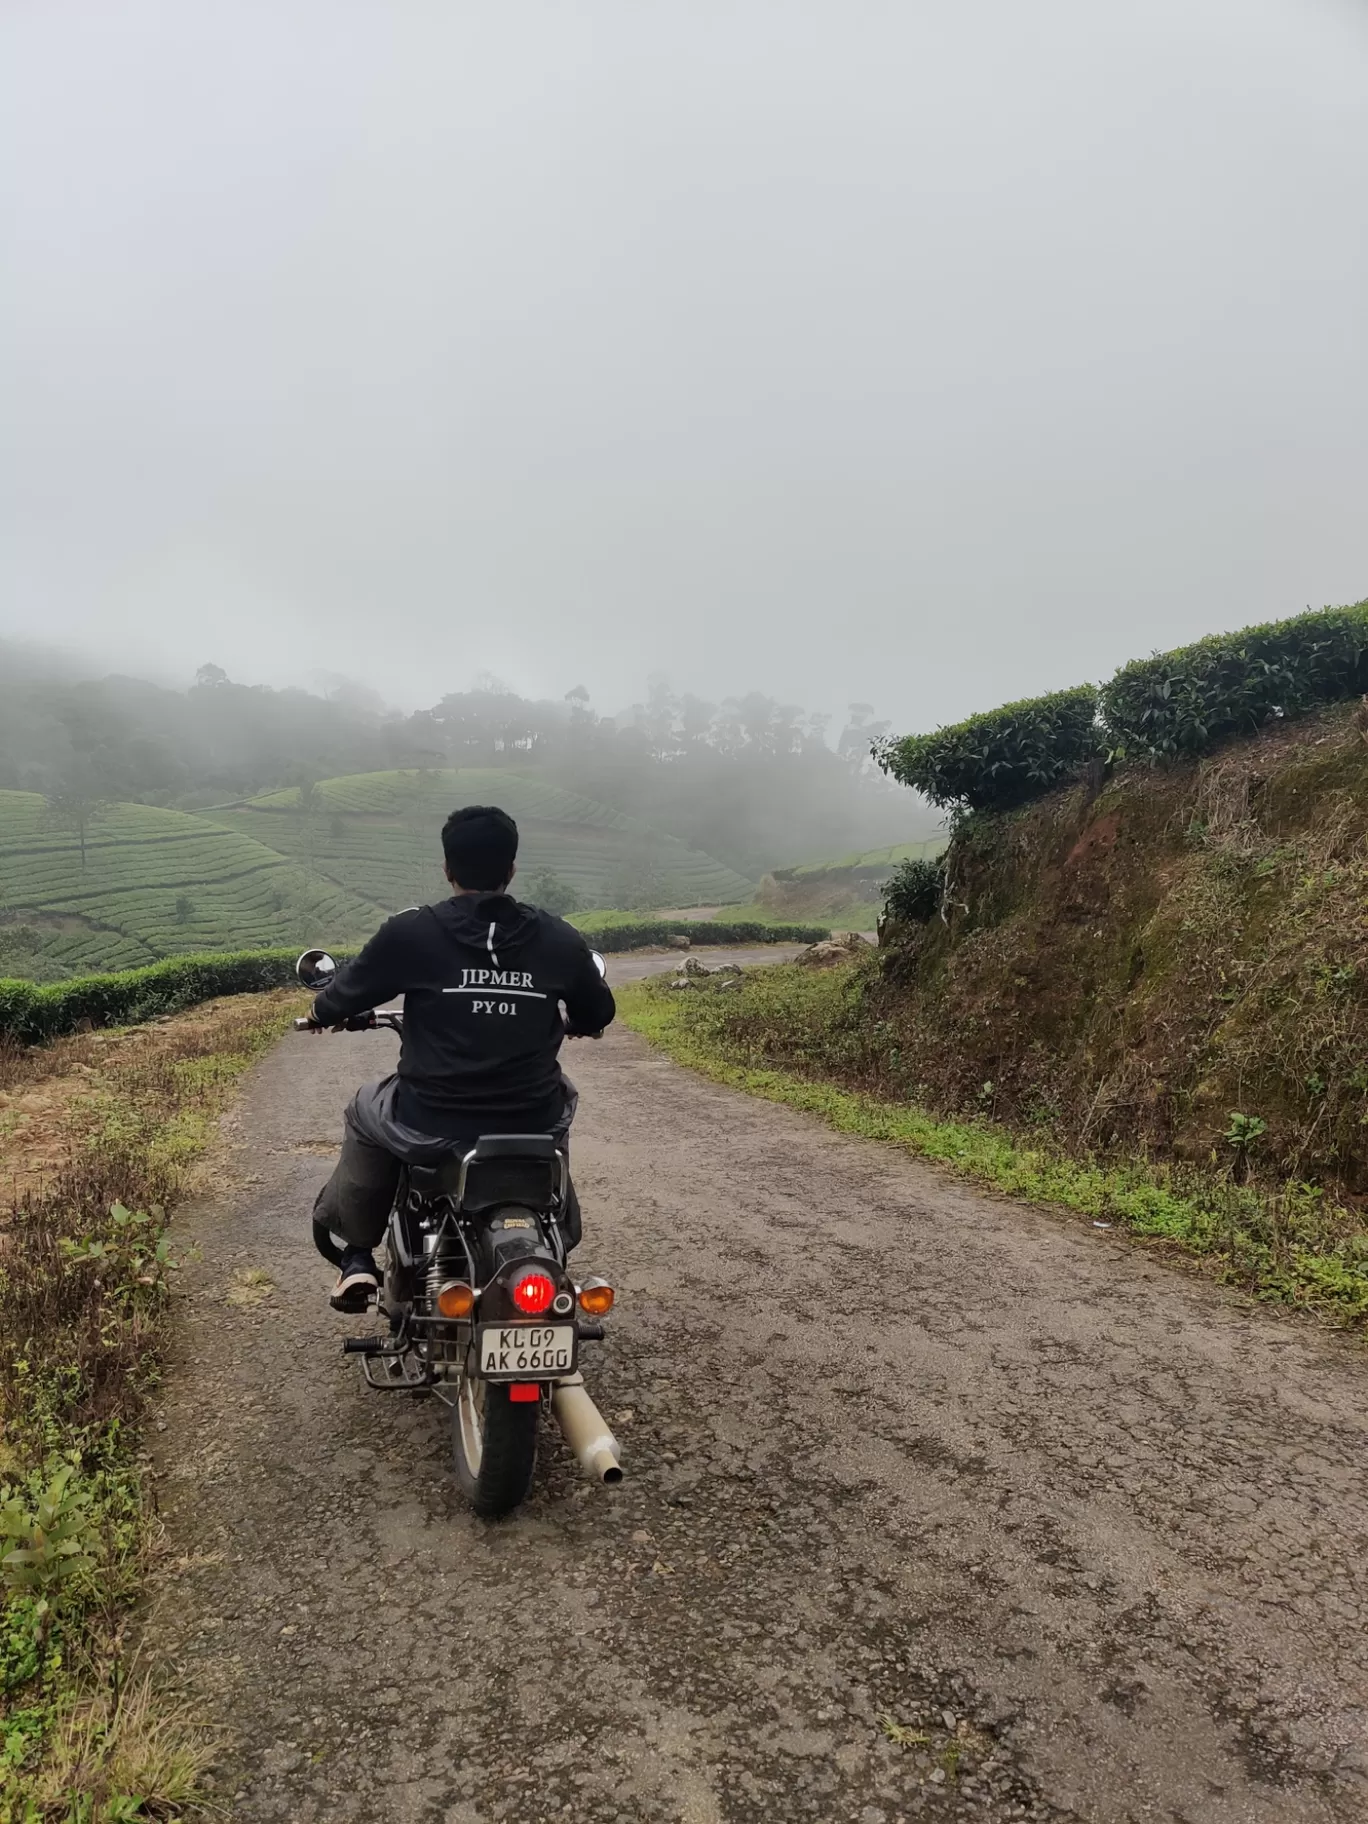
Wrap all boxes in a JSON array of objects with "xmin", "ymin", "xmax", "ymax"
[
  {"xmin": 294, "ymin": 1010, "xmax": 404, "ymax": 1034},
  {"xmin": 294, "ymin": 1009, "xmax": 596, "ymax": 1039}
]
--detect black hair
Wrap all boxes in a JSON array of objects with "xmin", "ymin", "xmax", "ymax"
[{"xmin": 441, "ymin": 804, "xmax": 519, "ymax": 891}]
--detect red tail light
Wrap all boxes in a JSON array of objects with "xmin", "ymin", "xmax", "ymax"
[{"xmin": 510, "ymin": 1268, "xmax": 556, "ymax": 1316}]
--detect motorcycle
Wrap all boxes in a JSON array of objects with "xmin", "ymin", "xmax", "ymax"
[{"xmin": 295, "ymin": 947, "xmax": 622, "ymax": 1518}]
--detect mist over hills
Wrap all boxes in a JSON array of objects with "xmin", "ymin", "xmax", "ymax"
[{"xmin": 0, "ymin": 643, "xmax": 936, "ymax": 878}]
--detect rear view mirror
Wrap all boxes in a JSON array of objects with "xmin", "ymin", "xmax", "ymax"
[
  {"xmin": 297, "ymin": 949, "xmax": 338, "ymax": 990},
  {"xmin": 590, "ymin": 950, "xmax": 607, "ymax": 978}
]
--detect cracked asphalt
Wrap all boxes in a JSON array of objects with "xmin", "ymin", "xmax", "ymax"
[{"xmin": 145, "ymin": 949, "xmax": 1368, "ymax": 1823}]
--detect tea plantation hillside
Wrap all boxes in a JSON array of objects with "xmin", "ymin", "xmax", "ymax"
[
  {"xmin": 199, "ymin": 769, "xmax": 754, "ymax": 910},
  {"xmin": 0, "ymin": 791, "xmax": 377, "ymax": 980}
]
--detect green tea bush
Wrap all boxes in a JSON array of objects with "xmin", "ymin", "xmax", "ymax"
[
  {"xmin": 882, "ymin": 856, "xmax": 944, "ymax": 925},
  {"xmin": 1100, "ymin": 602, "xmax": 1368, "ymax": 759},
  {"xmin": 876, "ymin": 686, "xmax": 1101, "ymax": 812},
  {"xmin": 0, "ymin": 948, "xmax": 318, "ymax": 1045}
]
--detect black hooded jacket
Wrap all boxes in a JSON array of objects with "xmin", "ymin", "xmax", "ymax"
[{"xmin": 312, "ymin": 893, "xmax": 616, "ymax": 1135}]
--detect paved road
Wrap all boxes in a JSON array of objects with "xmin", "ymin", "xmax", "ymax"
[{"xmin": 147, "ymin": 951, "xmax": 1368, "ymax": 1823}]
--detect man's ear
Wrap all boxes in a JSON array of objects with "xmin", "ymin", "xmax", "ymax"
[{"xmin": 507, "ymin": 861, "xmax": 517, "ymax": 888}]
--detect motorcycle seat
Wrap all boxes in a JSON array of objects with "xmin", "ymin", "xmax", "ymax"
[{"xmin": 407, "ymin": 1135, "xmax": 564, "ymax": 1212}]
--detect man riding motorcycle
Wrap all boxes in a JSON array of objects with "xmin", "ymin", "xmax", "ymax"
[{"xmin": 306, "ymin": 804, "xmax": 616, "ymax": 1312}]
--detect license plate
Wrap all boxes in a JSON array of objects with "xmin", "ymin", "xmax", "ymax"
[{"xmin": 478, "ymin": 1324, "xmax": 576, "ymax": 1379}]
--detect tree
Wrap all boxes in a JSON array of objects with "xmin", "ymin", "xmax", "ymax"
[
  {"xmin": 294, "ymin": 771, "xmax": 321, "ymax": 872},
  {"xmin": 838, "ymin": 703, "xmax": 891, "ymax": 770},
  {"xmin": 605, "ymin": 839, "xmax": 668, "ymax": 911},
  {"xmin": 523, "ymin": 868, "xmax": 582, "ymax": 917},
  {"xmin": 43, "ymin": 785, "xmax": 107, "ymax": 871},
  {"xmin": 195, "ymin": 663, "xmax": 230, "ymax": 689},
  {"xmin": 678, "ymin": 694, "xmax": 715, "ymax": 750}
]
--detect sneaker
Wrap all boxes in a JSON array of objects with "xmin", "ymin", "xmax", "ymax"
[{"xmin": 330, "ymin": 1248, "xmax": 380, "ymax": 1313}]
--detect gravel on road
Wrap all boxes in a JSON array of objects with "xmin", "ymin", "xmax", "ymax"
[{"xmin": 145, "ymin": 950, "xmax": 1368, "ymax": 1823}]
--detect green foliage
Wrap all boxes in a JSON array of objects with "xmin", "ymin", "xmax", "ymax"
[
  {"xmin": 1100, "ymin": 602, "xmax": 1368, "ymax": 760},
  {"xmin": 603, "ymin": 841, "xmax": 669, "ymax": 912},
  {"xmin": 882, "ymin": 856, "xmax": 944, "ymax": 925},
  {"xmin": 877, "ymin": 686, "xmax": 1101, "ymax": 813},
  {"xmin": 0, "ymin": 1466, "xmax": 96, "ymax": 1598},
  {"xmin": 1224, "ymin": 1111, "xmax": 1267, "ymax": 1184},
  {"xmin": 522, "ymin": 868, "xmax": 582, "ymax": 917},
  {"xmin": 0, "ymin": 947, "xmax": 317, "ymax": 1045},
  {"xmin": 1224, "ymin": 1111, "xmax": 1267, "ymax": 1151},
  {"xmin": 877, "ymin": 601, "xmax": 1368, "ymax": 819},
  {"xmin": 59, "ymin": 1206, "xmax": 175, "ymax": 1312}
]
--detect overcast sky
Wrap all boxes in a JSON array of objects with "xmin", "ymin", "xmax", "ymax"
[{"xmin": 2, "ymin": 0, "xmax": 1365, "ymax": 735}]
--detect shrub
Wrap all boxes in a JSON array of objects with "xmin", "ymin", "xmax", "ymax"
[
  {"xmin": 876, "ymin": 686, "xmax": 1101, "ymax": 812},
  {"xmin": 524, "ymin": 868, "xmax": 582, "ymax": 917},
  {"xmin": 1100, "ymin": 602, "xmax": 1368, "ymax": 759},
  {"xmin": 0, "ymin": 947, "xmax": 322, "ymax": 1046},
  {"xmin": 0, "ymin": 1466, "xmax": 97, "ymax": 1597},
  {"xmin": 692, "ymin": 921, "xmax": 829, "ymax": 947},
  {"xmin": 882, "ymin": 856, "xmax": 944, "ymax": 925}
]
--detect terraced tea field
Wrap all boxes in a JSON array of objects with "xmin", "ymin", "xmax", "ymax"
[
  {"xmin": 0, "ymin": 771, "xmax": 752, "ymax": 981},
  {"xmin": 200, "ymin": 769, "xmax": 753, "ymax": 911},
  {"xmin": 0, "ymin": 791, "xmax": 377, "ymax": 979}
]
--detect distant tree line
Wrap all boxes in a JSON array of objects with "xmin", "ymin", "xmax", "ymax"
[{"xmin": 0, "ymin": 645, "xmax": 930, "ymax": 875}]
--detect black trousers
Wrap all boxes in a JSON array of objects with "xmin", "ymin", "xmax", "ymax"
[{"xmin": 313, "ymin": 1110, "xmax": 581, "ymax": 1257}]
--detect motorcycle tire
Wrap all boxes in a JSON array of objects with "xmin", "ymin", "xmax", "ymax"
[{"xmin": 452, "ymin": 1374, "xmax": 538, "ymax": 1518}]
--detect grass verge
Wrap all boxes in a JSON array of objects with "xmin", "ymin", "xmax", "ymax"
[
  {"xmin": 618, "ymin": 967, "xmax": 1368, "ymax": 1325},
  {"xmin": 0, "ymin": 989, "xmax": 304, "ymax": 1820}
]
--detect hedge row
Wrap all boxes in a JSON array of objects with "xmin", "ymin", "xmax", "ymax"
[
  {"xmin": 0, "ymin": 948, "xmax": 312, "ymax": 1045},
  {"xmin": 587, "ymin": 920, "xmax": 830, "ymax": 953},
  {"xmin": 876, "ymin": 686, "xmax": 1100, "ymax": 813},
  {"xmin": 0, "ymin": 927, "xmax": 829, "ymax": 1043},
  {"xmin": 1100, "ymin": 602, "xmax": 1368, "ymax": 759},
  {"xmin": 878, "ymin": 601, "xmax": 1368, "ymax": 813}
]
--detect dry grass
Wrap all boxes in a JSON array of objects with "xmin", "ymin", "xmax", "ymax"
[
  {"xmin": 18, "ymin": 1675, "xmax": 220, "ymax": 1822},
  {"xmin": 0, "ymin": 989, "xmax": 300, "ymax": 1817}
]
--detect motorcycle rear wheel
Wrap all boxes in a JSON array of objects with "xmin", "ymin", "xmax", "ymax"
[{"xmin": 452, "ymin": 1373, "xmax": 538, "ymax": 1517}]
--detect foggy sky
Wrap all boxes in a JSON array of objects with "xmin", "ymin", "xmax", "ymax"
[{"xmin": 2, "ymin": 0, "xmax": 1365, "ymax": 737}]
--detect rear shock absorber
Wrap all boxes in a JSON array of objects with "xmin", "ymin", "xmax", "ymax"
[{"xmin": 424, "ymin": 1222, "xmax": 475, "ymax": 1363}]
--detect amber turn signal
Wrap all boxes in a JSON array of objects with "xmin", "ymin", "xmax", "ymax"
[
  {"xmin": 578, "ymin": 1281, "xmax": 615, "ymax": 1317},
  {"xmin": 436, "ymin": 1280, "xmax": 475, "ymax": 1320}
]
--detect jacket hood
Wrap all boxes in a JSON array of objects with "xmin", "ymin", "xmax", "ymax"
[{"xmin": 429, "ymin": 892, "xmax": 542, "ymax": 960}]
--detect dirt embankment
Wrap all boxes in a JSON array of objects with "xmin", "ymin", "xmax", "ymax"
[{"xmin": 873, "ymin": 701, "xmax": 1368, "ymax": 1191}]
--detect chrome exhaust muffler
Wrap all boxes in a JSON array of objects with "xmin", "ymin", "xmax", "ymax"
[{"xmin": 550, "ymin": 1373, "xmax": 623, "ymax": 1484}]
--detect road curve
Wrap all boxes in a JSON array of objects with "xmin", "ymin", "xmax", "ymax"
[{"xmin": 146, "ymin": 951, "xmax": 1368, "ymax": 1823}]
